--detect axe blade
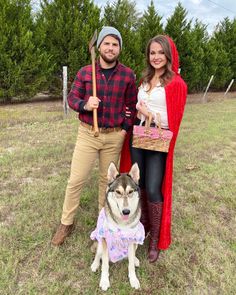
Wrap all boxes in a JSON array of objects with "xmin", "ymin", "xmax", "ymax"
[{"xmin": 89, "ymin": 29, "xmax": 98, "ymax": 52}]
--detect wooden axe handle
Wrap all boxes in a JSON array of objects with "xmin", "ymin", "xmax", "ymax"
[{"xmin": 91, "ymin": 47, "xmax": 99, "ymax": 137}]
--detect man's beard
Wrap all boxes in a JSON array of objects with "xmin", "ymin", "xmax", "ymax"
[{"xmin": 100, "ymin": 52, "xmax": 119, "ymax": 64}]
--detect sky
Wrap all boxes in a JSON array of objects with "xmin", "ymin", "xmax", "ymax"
[{"xmin": 94, "ymin": 0, "xmax": 236, "ymax": 34}]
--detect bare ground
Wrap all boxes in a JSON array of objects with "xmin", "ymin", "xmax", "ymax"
[
  {"xmin": 33, "ymin": 91, "xmax": 236, "ymax": 105},
  {"xmin": 186, "ymin": 91, "xmax": 236, "ymax": 103},
  {"xmin": 1, "ymin": 91, "xmax": 235, "ymax": 107}
]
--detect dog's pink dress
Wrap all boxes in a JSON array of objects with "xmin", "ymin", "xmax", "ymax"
[{"xmin": 90, "ymin": 208, "xmax": 145, "ymax": 263}]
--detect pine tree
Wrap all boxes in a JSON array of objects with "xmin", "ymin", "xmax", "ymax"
[
  {"xmin": 0, "ymin": 0, "xmax": 53, "ymax": 102},
  {"xmin": 200, "ymin": 38, "xmax": 218, "ymax": 92},
  {"xmin": 102, "ymin": 0, "xmax": 143, "ymax": 80},
  {"xmin": 164, "ymin": 2, "xmax": 192, "ymax": 89},
  {"xmin": 37, "ymin": 0, "xmax": 101, "ymax": 87},
  {"xmin": 183, "ymin": 20, "xmax": 210, "ymax": 92},
  {"xmin": 165, "ymin": 2, "xmax": 191, "ymax": 53},
  {"xmin": 209, "ymin": 39, "xmax": 232, "ymax": 90},
  {"xmin": 138, "ymin": 0, "xmax": 164, "ymax": 54},
  {"xmin": 213, "ymin": 17, "xmax": 236, "ymax": 89}
]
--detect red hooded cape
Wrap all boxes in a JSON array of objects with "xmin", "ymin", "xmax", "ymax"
[{"xmin": 120, "ymin": 36, "xmax": 187, "ymax": 250}]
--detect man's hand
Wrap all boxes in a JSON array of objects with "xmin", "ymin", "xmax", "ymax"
[{"xmin": 85, "ymin": 96, "xmax": 101, "ymax": 111}]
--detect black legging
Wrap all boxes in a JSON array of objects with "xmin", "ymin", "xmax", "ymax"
[{"xmin": 131, "ymin": 145, "xmax": 167, "ymax": 203}]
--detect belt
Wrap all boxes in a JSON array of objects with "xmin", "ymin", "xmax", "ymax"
[{"xmin": 80, "ymin": 122, "xmax": 121, "ymax": 134}]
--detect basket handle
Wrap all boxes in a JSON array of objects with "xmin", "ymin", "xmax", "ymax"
[
  {"xmin": 144, "ymin": 112, "xmax": 162, "ymax": 133},
  {"xmin": 144, "ymin": 113, "xmax": 153, "ymax": 133},
  {"xmin": 155, "ymin": 113, "xmax": 162, "ymax": 134}
]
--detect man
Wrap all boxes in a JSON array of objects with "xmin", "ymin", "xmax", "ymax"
[{"xmin": 51, "ymin": 26, "xmax": 137, "ymax": 246}]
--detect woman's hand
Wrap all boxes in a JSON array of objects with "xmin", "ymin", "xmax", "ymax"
[{"xmin": 136, "ymin": 100, "xmax": 149, "ymax": 117}]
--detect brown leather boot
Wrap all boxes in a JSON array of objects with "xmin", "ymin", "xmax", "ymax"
[
  {"xmin": 140, "ymin": 189, "xmax": 150, "ymax": 235},
  {"xmin": 148, "ymin": 201, "xmax": 163, "ymax": 263},
  {"xmin": 51, "ymin": 223, "xmax": 74, "ymax": 246}
]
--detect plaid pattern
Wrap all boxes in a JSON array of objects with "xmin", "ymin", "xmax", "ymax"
[{"xmin": 68, "ymin": 61, "xmax": 137, "ymax": 131}]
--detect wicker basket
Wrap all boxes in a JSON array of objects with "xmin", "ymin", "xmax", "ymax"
[{"xmin": 132, "ymin": 113, "xmax": 173, "ymax": 153}]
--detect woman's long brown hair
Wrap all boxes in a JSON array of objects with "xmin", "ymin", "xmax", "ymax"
[{"xmin": 142, "ymin": 35, "xmax": 174, "ymax": 89}]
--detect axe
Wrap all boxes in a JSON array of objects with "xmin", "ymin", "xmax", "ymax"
[{"xmin": 89, "ymin": 30, "xmax": 99, "ymax": 137}]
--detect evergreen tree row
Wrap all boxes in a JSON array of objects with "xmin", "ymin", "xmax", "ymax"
[{"xmin": 0, "ymin": 0, "xmax": 235, "ymax": 103}]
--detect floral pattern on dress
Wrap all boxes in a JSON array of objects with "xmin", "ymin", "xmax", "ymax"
[{"xmin": 90, "ymin": 208, "xmax": 145, "ymax": 263}]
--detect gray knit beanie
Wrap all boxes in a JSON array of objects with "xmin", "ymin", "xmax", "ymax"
[{"xmin": 97, "ymin": 26, "xmax": 122, "ymax": 49}]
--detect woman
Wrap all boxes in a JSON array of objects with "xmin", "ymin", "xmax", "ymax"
[{"xmin": 120, "ymin": 35, "xmax": 187, "ymax": 263}]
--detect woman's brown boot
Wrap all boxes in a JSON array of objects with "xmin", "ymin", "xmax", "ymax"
[
  {"xmin": 148, "ymin": 201, "xmax": 163, "ymax": 263},
  {"xmin": 140, "ymin": 189, "xmax": 150, "ymax": 235}
]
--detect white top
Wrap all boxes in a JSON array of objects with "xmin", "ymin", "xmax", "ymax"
[{"xmin": 137, "ymin": 82, "xmax": 169, "ymax": 129}]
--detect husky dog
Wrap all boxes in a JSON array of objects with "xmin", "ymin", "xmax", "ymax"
[{"xmin": 90, "ymin": 162, "xmax": 145, "ymax": 291}]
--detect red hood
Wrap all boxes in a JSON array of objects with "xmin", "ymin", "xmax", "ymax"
[{"xmin": 165, "ymin": 36, "xmax": 179, "ymax": 74}]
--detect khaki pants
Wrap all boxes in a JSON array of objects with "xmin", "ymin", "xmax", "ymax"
[{"xmin": 61, "ymin": 124, "xmax": 125, "ymax": 225}]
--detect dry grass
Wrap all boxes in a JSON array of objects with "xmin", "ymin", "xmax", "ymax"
[{"xmin": 0, "ymin": 96, "xmax": 235, "ymax": 294}]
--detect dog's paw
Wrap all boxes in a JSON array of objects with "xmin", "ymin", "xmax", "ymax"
[
  {"xmin": 91, "ymin": 261, "xmax": 100, "ymax": 272},
  {"xmin": 99, "ymin": 278, "xmax": 110, "ymax": 291},
  {"xmin": 134, "ymin": 257, "xmax": 140, "ymax": 267},
  {"xmin": 129, "ymin": 276, "xmax": 140, "ymax": 289}
]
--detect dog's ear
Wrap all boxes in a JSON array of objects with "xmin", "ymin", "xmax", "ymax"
[
  {"xmin": 128, "ymin": 162, "xmax": 140, "ymax": 184},
  {"xmin": 107, "ymin": 162, "xmax": 119, "ymax": 183}
]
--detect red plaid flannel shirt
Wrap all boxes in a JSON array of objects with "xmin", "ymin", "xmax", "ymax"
[{"xmin": 67, "ymin": 61, "xmax": 137, "ymax": 131}]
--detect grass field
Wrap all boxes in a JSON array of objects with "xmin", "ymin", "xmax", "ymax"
[{"xmin": 0, "ymin": 98, "xmax": 235, "ymax": 295}]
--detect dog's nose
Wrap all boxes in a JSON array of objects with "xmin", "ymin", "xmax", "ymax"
[{"xmin": 122, "ymin": 209, "xmax": 130, "ymax": 215}]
